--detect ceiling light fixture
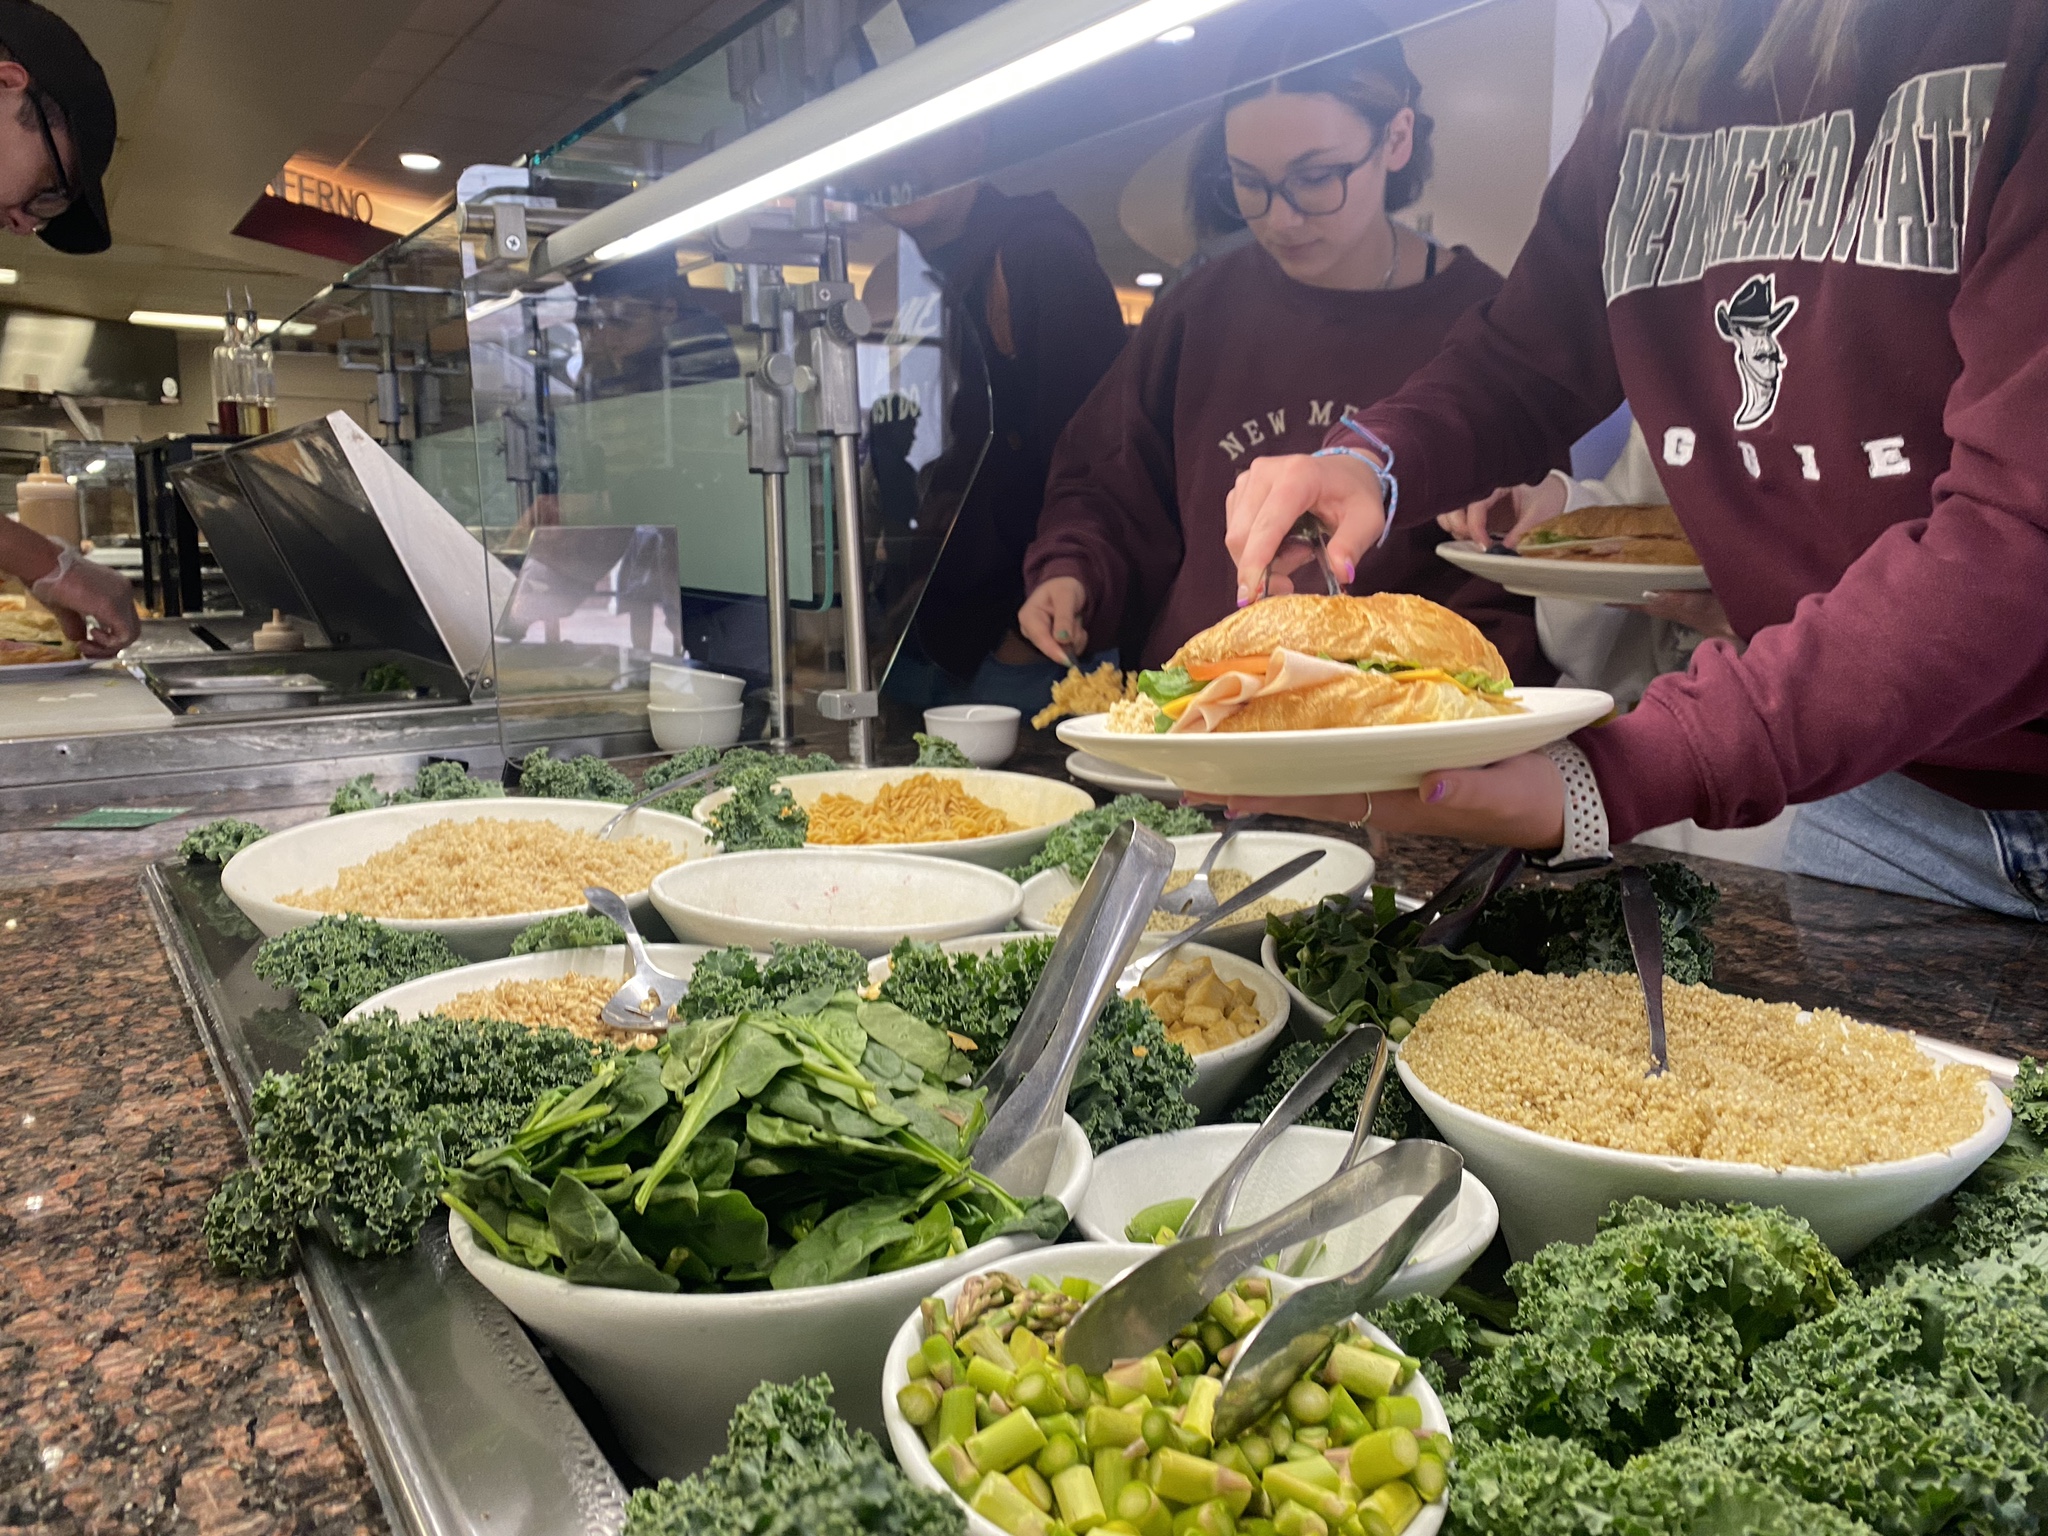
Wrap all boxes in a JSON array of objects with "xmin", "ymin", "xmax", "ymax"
[
  {"xmin": 579, "ymin": 0, "xmax": 1258, "ymax": 267},
  {"xmin": 399, "ymin": 151, "xmax": 442, "ymax": 172},
  {"xmin": 0, "ymin": 268, "xmax": 17, "ymax": 284},
  {"xmin": 1156, "ymin": 24, "xmax": 1196, "ymax": 41},
  {"xmin": 1134, "ymin": 271, "xmax": 1164, "ymax": 288},
  {"xmin": 83, "ymin": 457, "xmax": 105, "ymax": 475},
  {"xmin": 128, "ymin": 309, "xmax": 316, "ymax": 337}
]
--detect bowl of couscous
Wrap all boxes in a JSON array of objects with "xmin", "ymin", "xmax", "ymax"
[
  {"xmin": 1394, "ymin": 970, "xmax": 2011, "ymax": 1259},
  {"xmin": 221, "ymin": 799, "xmax": 715, "ymax": 961}
]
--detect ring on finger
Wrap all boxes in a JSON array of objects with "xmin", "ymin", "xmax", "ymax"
[{"xmin": 1348, "ymin": 793, "xmax": 1373, "ymax": 830}]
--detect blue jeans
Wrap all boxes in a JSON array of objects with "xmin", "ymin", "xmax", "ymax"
[{"xmin": 1783, "ymin": 773, "xmax": 2048, "ymax": 921}]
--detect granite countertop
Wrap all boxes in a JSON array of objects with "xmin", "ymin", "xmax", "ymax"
[{"xmin": 2, "ymin": 737, "xmax": 2043, "ymax": 1535}]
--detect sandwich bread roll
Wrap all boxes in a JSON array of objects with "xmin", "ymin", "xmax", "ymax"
[{"xmin": 1517, "ymin": 504, "xmax": 1699, "ymax": 565}]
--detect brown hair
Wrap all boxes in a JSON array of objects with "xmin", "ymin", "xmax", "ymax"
[
  {"xmin": 1623, "ymin": 0, "xmax": 1875, "ymax": 129},
  {"xmin": 1193, "ymin": 1, "xmax": 1435, "ymax": 233}
]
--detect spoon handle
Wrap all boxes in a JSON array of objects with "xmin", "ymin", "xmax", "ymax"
[
  {"xmin": 584, "ymin": 885, "xmax": 655, "ymax": 974},
  {"xmin": 597, "ymin": 759, "xmax": 723, "ymax": 839},
  {"xmin": 1618, "ymin": 865, "xmax": 1669, "ymax": 1076}
]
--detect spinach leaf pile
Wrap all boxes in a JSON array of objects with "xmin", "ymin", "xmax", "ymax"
[
  {"xmin": 443, "ymin": 989, "xmax": 1066, "ymax": 1292},
  {"xmin": 1266, "ymin": 887, "xmax": 1512, "ymax": 1041},
  {"xmin": 205, "ymin": 1011, "xmax": 608, "ymax": 1278},
  {"xmin": 877, "ymin": 935, "xmax": 1197, "ymax": 1153},
  {"xmin": 623, "ymin": 1374, "xmax": 962, "ymax": 1536}
]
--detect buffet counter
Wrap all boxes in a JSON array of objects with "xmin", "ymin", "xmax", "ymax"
[{"xmin": 3, "ymin": 736, "xmax": 2043, "ymax": 1533}]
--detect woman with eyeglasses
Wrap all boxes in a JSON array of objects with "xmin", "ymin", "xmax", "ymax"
[{"xmin": 1014, "ymin": 2, "xmax": 1554, "ymax": 684}]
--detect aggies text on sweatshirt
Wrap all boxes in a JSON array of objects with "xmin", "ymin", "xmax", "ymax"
[
  {"xmin": 1331, "ymin": 0, "xmax": 2048, "ymax": 841},
  {"xmin": 1026, "ymin": 241, "xmax": 1553, "ymax": 678}
]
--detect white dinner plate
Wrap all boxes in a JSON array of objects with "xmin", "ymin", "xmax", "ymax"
[
  {"xmin": 1056, "ymin": 686, "xmax": 1614, "ymax": 797},
  {"xmin": 1063, "ymin": 749, "xmax": 1182, "ymax": 802},
  {"xmin": 0, "ymin": 656, "xmax": 92, "ymax": 682},
  {"xmin": 1436, "ymin": 541, "xmax": 1712, "ymax": 603}
]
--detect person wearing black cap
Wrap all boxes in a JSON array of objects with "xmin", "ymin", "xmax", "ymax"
[{"xmin": 0, "ymin": 0, "xmax": 115, "ymax": 253}]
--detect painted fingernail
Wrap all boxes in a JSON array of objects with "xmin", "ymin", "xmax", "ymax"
[
  {"xmin": 1341, "ymin": 560, "xmax": 1356, "ymax": 584},
  {"xmin": 1236, "ymin": 586, "xmax": 1252, "ymax": 608},
  {"xmin": 1425, "ymin": 779, "xmax": 1450, "ymax": 803}
]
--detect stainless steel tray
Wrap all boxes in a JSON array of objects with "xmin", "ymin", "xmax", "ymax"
[{"xmin": 144, "ymin": 862, "xmax": 629, "ymax": 1536}]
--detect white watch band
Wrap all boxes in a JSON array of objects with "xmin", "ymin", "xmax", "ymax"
[{"xmin": 1540, "ymin": 738, "xmax": 1610, "ymax": 864}]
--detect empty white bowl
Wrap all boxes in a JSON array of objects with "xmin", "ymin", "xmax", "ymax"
[
  {"xmin": 1076, "ymin": 1125, "xmax": 1497, "ymax": 1298},
  {"xmin": 1024, "ymin": 832, "xmax": 1376, "ymax": 960},
  {"xmin": 451, "ymin": 1117, "xmax": 1092, "ymax": 1477},
  {"xmin": 650, "ymin": 848, "xmax": 1023, "ymax": 957},
  {"xmin": 882, "ymin": 1243, "xmax": 1450, "ymax": 1536},
  {"xmin": 342, "ymin": 942, "xmax": 726, "ymax": 1024},
  {"xmin": 649, "ymin": 699, "xmax": 744, "ymax": 750},
  {"xmin": 220, "ymin": 798, "xmax": 714, "ymax": 961},
  {"xmin": 1398, "ymin": 1032, "xmax": 2011, "ymax": 1260},
  {"xmin": 691, "ymin": 767, "xmax": 1095, "ymax": 871},
  {"xmin": 649, "ymin": 662, "xmax": 745, "ymax": 702},
  {"xmin": 923, "ymin": 704, "xmax": 1020, "ymax": 767}
]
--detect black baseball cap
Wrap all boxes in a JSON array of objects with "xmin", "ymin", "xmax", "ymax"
[{"xmin": 0, "ymin": 0, "xmax": 114, "ymax": 253}]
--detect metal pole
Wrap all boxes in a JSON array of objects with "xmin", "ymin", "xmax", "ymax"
[
  {"xmin": 831, "ymin": 430, "xmax": 873, "ymax": 766},
  {"xmin": 761, "ymin": 470, "xmax": 795, "ymax": 749}
]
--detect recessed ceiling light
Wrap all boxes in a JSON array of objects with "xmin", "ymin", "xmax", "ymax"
[
  {"xmin": 0, "ymin": 268, "xmax": 18, "ymax": 285},
  {"xmin": 399, "ymin": 151, "xmax": 442, "ymax": 172},
  {"xmin": 1156, "ymin": 24, "xmax": 1196, "ymax": 42},
  {"xmin": 1134, "ymin": 271, "xmax": 1164, "ymax": 288}
]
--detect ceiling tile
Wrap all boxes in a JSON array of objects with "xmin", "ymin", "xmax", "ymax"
[
  {"xmin": 432, "ymin": 34, "xmax": 586, "ymax": 95},
  {"xmin": 403, "ymin": 0, "xmax": 498, "ymax": 36},
  {"xmin": 367, "ymin": 27, "xmax": 457, "ymax": 78},
  {"xmin": 475, "ymin": 0, "xmax": 676, "ymax": 64},
  {"xmin": 342, "ymin": 68, "xmax": 420, "ymax": 110},
  {"xmin": 406, "ymin": 72, "xmax": 570, "ymax": 126}
]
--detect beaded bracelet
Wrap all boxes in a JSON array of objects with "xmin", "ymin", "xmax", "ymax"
[{"xmin": 1313, "ymin": 416, "xmax": 1398, "ymax": 549}]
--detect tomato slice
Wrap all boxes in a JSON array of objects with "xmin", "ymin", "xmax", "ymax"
[{"xmin": 1184, "ymin": 655, "xmax": 1273, "ymax": 681}]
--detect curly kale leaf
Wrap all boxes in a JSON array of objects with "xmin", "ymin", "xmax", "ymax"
[
  {"xmin": 328, "ymin": 773, "xmax": 387, "ymax": 815},
  {"xmin": 2011, "ymin": 1057, "xmax": 2048, "ymax": 1142},
  {"xmin": 205, "ymin": 1011, "xmax": 607, "ymax": 1278},
  {"xmin": 677, "ymin": 941, "xmax": 869, "ymax": 1022},
  {"xmin": 1004, "ymin": 793, "xmax": 1211, "ymax": 882},
  {"xmin": 178, "ymin": 817, "xmax": 268, "ymax": 864},
  {"xmin": 878, "ymin": 936, "xmax": 1194, "ymax": 1150},
  {"xmin": 1231, "ymin": 1039, "xmax": 1422, "ymax": 1140},
  {"xmin": 644, "ymin": 747, "xmax": 840, "ymax": 818},
  {"xmin": 361, "ymin": 662, "xmax": 414, "ymax": 692},
  {"xmin": 623, "ymin": 1376, "xmax": 963, "ymax": 1536},
  {"xmin": 1452, "ymin": 1199, "xmax": 1850, "ymax": 1460},
  {"xmin": 516, "ymin": 748, "xmax": 634, "ymax": 802},
  {"xmin": 511, "ymin": 911, "xmax": 625, "ymax": 954},
  {"xmin": 705, "ymin": 763, "xmax": 808, "ymax": 850},
  {"xmin": 1470, "ymin": 861, "xmax": 1720, "ymax": 985},
  {"xmin": 1369, "ymin": 1292, "xmax": 1475, "ymax": 1393},
  {"xmin": 398, "ymin": 760, "xmax": 502, "ymax": 803},
  {"xmin": 252, "ymin": 915, "xmax": 463, "ymax": 1024},
  {"xmin": 913, "ymin": 733, "xmax": 975, "ymax": 768}
]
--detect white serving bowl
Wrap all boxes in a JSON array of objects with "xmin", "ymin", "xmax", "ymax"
[
  {"xmin": 924, "ymin": 704, "xmax": 1021, "ymax": 767},
  {"xmin": 221, "ymin": 798, "xmax": 715, "ymax": 962},
  {"xmin": 449, "ymin": 1117, "xmax": 1092, "ymax": 1477},
  {"xmin": 867, "ymin": 935, "xmax": 1285, "ymax": 1118},
  {"xmin": 1262, "ymin": 932, "xmax": 1337, "ymax": 1042},
  {"xmin": 341, "ymin": 942, "xmax": 727, "ymax": 1024},
  {"xmin": 648, "ymin": 699, "xmax": 744, "ymax": 750},
  {"xmin": 651, "ymin": 848, "xmax": 1023, "ymax": 958},
  {"xmin": 1398, "ymin": 1033, "xmax": 2011, "ymax": 1260},
  {"xmin": 692, "ymin": 767, "xmax": 1095, "ymax": 871},
  {"xmin": 649, "ymin": 662, "xmax": 745, "ymax": 702},
  {"xmin": 1076, "ymin": 1126, "xmax": 1497, "ymax": 1298},
  {"xmin": 1024, "ymin": 832, "xmax": 1375, "ymax": 960},
  {"xmin": 882, "ymin": 1243, "xmax": 1450, "ymax": 1536}
]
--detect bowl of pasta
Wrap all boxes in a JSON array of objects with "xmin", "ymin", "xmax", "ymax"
[{"xmin": 689, "ymin": 766, "xmax": 1095, "ymax": 871}]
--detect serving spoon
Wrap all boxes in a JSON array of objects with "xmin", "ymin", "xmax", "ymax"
[
  {"xmin": 1618, "ymin": 864, "xmax": 1670, "ymax": 1077},
  {"xmin": 585, "ymin": 886, "xmax": 691, "ymax": 1034},
  {"xmin": 1160, "ymin": 824, "xmax": 1248, "ymax": 918},
  {"xmin": 593, "ymin": 760, "xmax": 722, "ymax": 840}
]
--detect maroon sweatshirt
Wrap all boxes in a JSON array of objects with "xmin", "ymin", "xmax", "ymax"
[
  {"xmin": 1331, "ymin": 1, "xmax": 2048, "ymax": 840},
  {"xmin": 1025, "ymin": 241, "xmax": 1553, "ymax": 677}
]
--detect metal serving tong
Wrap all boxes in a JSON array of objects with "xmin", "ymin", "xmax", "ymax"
[
  {"xmin": 1120, "ymin": 849, "xmax": 1325, "ymax": 994},
  {"xmin": 594, "ymin": 760, "xmax": 722, "ymax": 840},
  {"xmin": 1258, "ymin": 514, "xmax": 1344, "ymax": 601},
  {"xmin": 1618, "ymin": 865, "xmax": 1669, "ymax": 1077},
  {"xmin": 971, "ymin": 823, "xmax": 1175, "ymax": 1196},
  {"xmin": 1387, "ymin": 845, "xmax": 1525, "ymax": 954},
  {"xmin": 586, "ymin": 885, "xmax": 690, "ymax": 1034},
  {"xmin": 1063, "ymin": 1136, "xmax": 1462, "ymax": 1394}
]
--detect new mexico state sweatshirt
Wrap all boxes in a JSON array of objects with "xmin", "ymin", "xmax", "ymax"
[{"xmin": 1331, "ymin": 0, "xmax": 2048, "ymax": 842}]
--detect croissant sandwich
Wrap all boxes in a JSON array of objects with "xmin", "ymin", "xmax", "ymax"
[
  {"xmin": 1107, "ymin": 594, "xmax": 1521, "ymax": 735},
  {"xmin": 1516, "ymin": 504, "xmax": 1698, "ymax": 565}
]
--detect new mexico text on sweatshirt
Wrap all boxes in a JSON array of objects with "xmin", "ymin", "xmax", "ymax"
[{"xmin": 1330, "ymin": 0, "xmax": 2048, "ymax": 841}]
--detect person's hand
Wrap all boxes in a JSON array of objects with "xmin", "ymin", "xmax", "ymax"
[
  {"xmin": 1018, "ymin": 577, "xmax": 1089, "ymax": 664},
  {"xmin": 1627, "ymin": 589, "xmax": 1737, "ymax": 642},
  {"xmin": 1224, "ymin": 452, "xmax": 1385, "ymax": 606},
  {"xmin": 1438, "ymin": 475, "xmax": 1568, "ymax": 549},
  {"xmin": 33, "ymin": 548, "xmax": 141, "ymax": 658},
  {"xmin": 1201, "ymin": 750, "xmax": 1567, "ymax": 849}
]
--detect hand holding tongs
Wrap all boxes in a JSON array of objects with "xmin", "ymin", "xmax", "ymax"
[{"xmin": 1257, "ymin": 514, "xmax": 1344, "ymax": 601}]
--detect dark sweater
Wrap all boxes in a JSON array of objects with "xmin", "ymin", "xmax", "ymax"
[
  {"xmin": 1332, "ymin": 0, "xmax": 2048, "ymax": 837},
  {"xmin": 1024, "ymin": 240, "xmax": 1552, "ymax": 678}
]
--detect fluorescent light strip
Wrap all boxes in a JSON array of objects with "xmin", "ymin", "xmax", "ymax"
[
  {"xmin": 594, "ymin": 0, "xmax": 1244, "ymax": 263},
  {"xmin": 129, "ymin": 309, "xmax": 316, "ymax": 337}
]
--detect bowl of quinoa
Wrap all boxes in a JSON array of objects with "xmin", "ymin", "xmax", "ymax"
[
  {"xmin": 1395, "ymin": 970, "xmax": 2009, "ymax": 1259},
  {"xmin": 222, "ymin": 798, "xmax": 715, "ymax": 960}
]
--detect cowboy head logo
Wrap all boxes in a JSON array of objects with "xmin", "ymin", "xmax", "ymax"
[{"xmin": 1715, "ymin": 274, "xmax": 1799, "ymax": 430}]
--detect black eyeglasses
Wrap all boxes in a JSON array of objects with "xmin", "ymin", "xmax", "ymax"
[
  {"xmin": 1211, "ymin": 153, "xmax": 1377, "ymax": 223},
  {"xmin": 24, "ymin": 92, "xmax": 71, "ymax": 221}
]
